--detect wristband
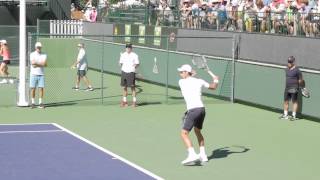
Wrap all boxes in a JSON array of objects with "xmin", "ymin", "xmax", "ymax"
[{"xmin": 213, "ymin": 79, "xmax": 219, "ymax": 83}]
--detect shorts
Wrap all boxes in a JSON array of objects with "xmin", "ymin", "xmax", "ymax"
[
  {"xmin": 30, "ymin": 75, "xmax": 45, "ymax": 88},
  {"xmin": 77, "ymin": 70, "xmax": 87, "ymax": 77},
  {"xmin": 121, "ymin": 71, "xmax": 136, "ymax": 87},
  {"xmin": 1, "ymin": 60, "xmax": 10, "ymax": 65},
  {"xmin": 284, "ymin": 88, "xmax": 298, "ymax": 102},
  {"xmin": 182, "ymin": 107, "xmax": 206, "ymax": 131}
]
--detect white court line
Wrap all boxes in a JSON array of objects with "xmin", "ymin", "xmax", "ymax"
[
  {"xmin": 52, "ymin": 123, "xmax": 165, "ymax": 180},
  {"xmin": 0, "ymin": 123, "xmax": 57, "ymax": 126},
  {"xmin": 0, "ymin": 130, "xmax": 63, "ymax": 134}
]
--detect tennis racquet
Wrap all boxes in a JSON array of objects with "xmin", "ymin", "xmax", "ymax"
[
  {"xmin": 192, "ymin": 55, "xmax": 217, "ymax": 78},
  {"xmin": 300, "ymin": 80, "xmax": 310, "ymax": 98},
  {"xmin": 152, "ymin": 57, "xmax": 159, "ymax": 74}
]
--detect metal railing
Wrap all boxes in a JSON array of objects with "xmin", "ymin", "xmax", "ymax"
[{"xmin": 101, "ymin": 8, "xmax": 320, "ymax": 38}]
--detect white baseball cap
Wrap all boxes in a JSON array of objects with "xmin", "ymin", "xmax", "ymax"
[
  {"xmin": 177, "ymin": 64, "xmax": 193, "ymax": 73},
  {"xmin": 35, "ymin": 42, "xmax": 42, "ymax": 48},
  {"xmin": 77, "ymin": 43, "xmax": 84, "ymax": 47},
  {"xmin": 0, "ymin": 39, "xmax": 7, "ymax": 44}
]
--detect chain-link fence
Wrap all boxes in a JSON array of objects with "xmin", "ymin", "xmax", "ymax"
[{"xmin": 15, "ymin": 33, "xmax": 235, "ymax": 107}]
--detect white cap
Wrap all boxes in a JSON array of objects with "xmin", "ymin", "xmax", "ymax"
[
  {"xmin": 231, "ymin": 0, "xmax": 238, "ymax": 6},
  {"xmin": 177, "ymin": 64, "xmax": 193, "ymax": 73},
  {"xmin": 0, "ymin": 39, "xmax": 7, "ymax": 44},
  {"xmin": 35, "ymin": 42, "xmax": 42, "ymax": 48}
]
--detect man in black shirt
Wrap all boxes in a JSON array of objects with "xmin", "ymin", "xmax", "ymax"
[{"xmin": 280, "ymin": 56, "xmax": 303, "ymax": 120}]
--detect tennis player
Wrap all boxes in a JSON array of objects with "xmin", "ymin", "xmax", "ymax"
[
  {"xmin": 177, "ymin": 64, "xmax": 219, "ymax": 165},
  {"xmin": 71, "ymin": 43, "xmax": 93, "ymax": 91},
  {"xmin": 280, "ymin": 56, "xmax": 303, "ymax": 120},
  {"xmin": 119, "ymin": 43, "xmax": 139, "ymax": 107},
  {"xmin": 30, "ymin": 42, "xmax": 47, "ymax": 109},
  {"xmin": 0, "ymin": 39, "xmax": 11, "ymax": 83}
]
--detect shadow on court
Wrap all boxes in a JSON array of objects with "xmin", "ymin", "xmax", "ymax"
[{"xmin": 209, "ymin": 146, "xmax": 250, "ymax": 160}]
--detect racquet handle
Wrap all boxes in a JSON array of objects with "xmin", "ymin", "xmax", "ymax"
[{"xmin": 207, "ymin": 70, "xmax": 217, "ymax": 78}]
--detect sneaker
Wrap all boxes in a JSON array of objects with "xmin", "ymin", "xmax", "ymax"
[
  {"xmin": 0, "ymin": 79, "xmax": 8, "ymax": 84},
  {"xmin": 131, "ymin": 102, "xmax": 137, "ymax": 107},
  {"xmin": 120, "ymin": 101, "xmax": 128, "ymax": 107},
  {"xmin": 38, "ymin": 104, "xmax": 45, "ymax": 109},
  {"xmin": 72, "ymin": 87, "xmax": 79, "ymax": 91},
  {"xmin": 30, "ymin": 104, "xmax": 36, "ymax": 109},
  {"xmin": 85, "ymin": 87, "xmax": 94, "ymax": 91},
  {"xmin": 290, "ymin": 116, "xmax": 299, "ymax": 121},
  {"xmin": 8, "ymin": 79, "xmax": 14, "ymax": 84},
  {"xmin": 279, "ymin": 114, "xmax": 289, "ymax": 120},
  {"xmin": 181, "ymin": 154, "xmax": 200, "ymax": 165},
  {"xmin": 199, "ymin": 154, "xmax": 208, "ymax": 163}
]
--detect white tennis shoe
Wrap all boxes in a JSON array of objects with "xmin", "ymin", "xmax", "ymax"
[
  {"xmin": 199, "ymin": 154, "xmax": 208, "ymax": 162},
  {"xmin": 0, "ymin": 79, "xmax": 8, "ymax": 84},
  {"xmin": 181, "ymin": 154, "xmax": 200, "ymax": 165}
]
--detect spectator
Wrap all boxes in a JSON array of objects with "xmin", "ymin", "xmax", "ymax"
[
  {"xmin": 270, "ymin": 0, "xmax": 286, "ymax": 33},
  {"xmin": 308, "ymin": 0, "xmax": 320, "ymax": 36},
  {"xmin": 237, "ymin": 0, "xmax": 246, "ymax": 31},
  {"xmin": 284, "ymin": 0, "xmax": 295, "ymax": 35},
  {"xmin": 256, "ymin": 0, "xmax": 268, "ymax": 32},
  {"xmin": 217, "ymin": 0, "xmax": 228, "ymax": 30},
  {"xmin": 90, "ymin": 6, "xmax": 98, "ymax": 22},
  {"xmin": 191, "ymin": 0, "xmax": 201, "ymax": 28},
  {"xmin": 244, "ymin": 0, "xmax": 258, "ymax": 32},
  {"xmin": 180, "ymin": 0, "xmax": 192, "ymax": 28}
]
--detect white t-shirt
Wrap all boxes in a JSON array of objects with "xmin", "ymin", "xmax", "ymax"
[
  {"xmin": 30, "ymin": 51, "xmax": 47, "ymax": 75},
  {"xmin": 119, "ymin": 52, "xmax": 139, "ymax": 73},
  {"xmin": 179, "ymin": 77, "xmax": 210, "ymax": 110},
  {"xmin": 77, "ymin": 48, "xmax": 88, "ymax": 70}
]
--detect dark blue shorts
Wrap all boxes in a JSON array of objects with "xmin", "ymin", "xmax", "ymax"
[{"xmin": 182, "ymin": 107, "xmax": 206, "ymax": 131}]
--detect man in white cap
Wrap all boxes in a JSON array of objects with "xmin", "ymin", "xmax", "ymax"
[
  {"xmin": 71, "ymin": 43, "xmax": 93, "ymax": 91},
  {"xmin": 177, "ymin": 64, "xmax": 219, "ymax": 165},
  {"xmin": 119, "ymin": 43, "xmax": 139, "ymax": 107},
  {"xmin": 29, "ymin": 42, "xmax": 47, "ymax": 109}
]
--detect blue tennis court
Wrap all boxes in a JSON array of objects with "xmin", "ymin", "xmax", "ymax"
[{"xmin": 0, "ymin": 123, "xmax": 163, "ymax": 180}]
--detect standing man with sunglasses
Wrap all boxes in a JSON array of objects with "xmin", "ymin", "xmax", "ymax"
[
  {"xmin": 119, "ymin": 43, "xmax": 139, "ymax": 107},
  {"xmin": 280, "ymin": 56, "xmax": 303, "ymax": 120},
  {"xmin": 29, "ymin": 42, "xmax": 47, "ymax": 109}
]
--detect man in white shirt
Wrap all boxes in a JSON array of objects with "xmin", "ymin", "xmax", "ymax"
[
  {"xmin": 119, "ymin": 43, "xmax": 139, "ymax": 107},
  {"xmin": 177, "ymin": 64, "xmax": 219, "ymax": 165},
  {"xmin": 29, "ymin": 42, "xmax": 47, "ymax": 109},
  {"xmin": 71, "ymin": 43, "xmax": 93, "ymax": 91}
]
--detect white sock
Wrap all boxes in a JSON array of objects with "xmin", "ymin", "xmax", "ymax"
[
  {"xmin": 292, "ymin": 112, "xmax": 296, "ymax": 117},
  {"xmin": 39, "ymin": 98, "xmax": 43, "ymax": 104},
  {"xmin": 123, "ymin": 97, "xmax": 127, "ymax": 102},
  {"xmin": 284, "ymin": 111, "xmax": 288, "ymax": 116},
  {"xmin": 133, "ymin": 97, "xmax": 137, "ymax": 102},
  {"xmin": 199, "ymin": 146, "xmax": 206, "ymax": 156},
  {"xmin": 187, "ymin": 147, "xmax": 196, "ymax": 156},
  {"xmin": 31, "ymin": 98, "xmax": 35, "ymax": 104}
]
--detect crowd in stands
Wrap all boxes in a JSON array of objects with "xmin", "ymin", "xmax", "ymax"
[
  {"xmin": 71, "ymin": 0, "xmax": 98, "ymax": 22},
  {"xmin": 70, "ymin": 0, "xmax": 320, "ymax": 37},
  {"xmin": 154, "ymin": 0, "xmax": 320, "ymax": 36}
]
